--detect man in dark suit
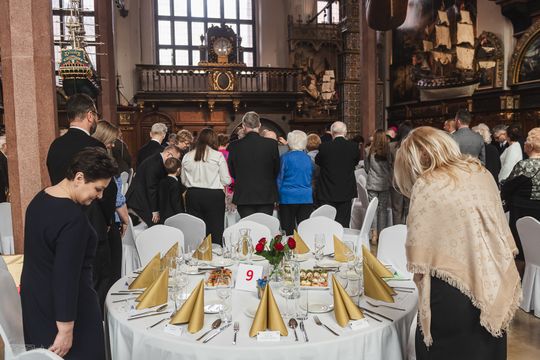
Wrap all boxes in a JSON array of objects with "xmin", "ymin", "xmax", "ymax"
[
  {"xmin": 158, "ymin": 157, "xmax": 185, "ymax": 223},
  {"xmin": 451, "ymin": 109, "xmax": 486, "ymax": 164},
  {"xmin": 492, "ymin": 124, "xmax": 509, "ymax": 155},
  {"xmin": 46, "ymin": 93, "xmax": 118, "ymax": 311},
  {"xmin": 315, "ymin": 121, "xmax": 359, "ymax": 227},
  {"xmin": 0, "ymin": 135, "xmax": 8, "ymax": 202},
  {"xmin": 227, "ymin": 111, "xmax": 280, "ymax": 218},
  {"xmin": 112, "ymin": 130, "xmax": 132, "ymax": 174},
  {"xmin": 136, "ymin": 122, "xmax": 167, "ymax": 167},
  {"xmin": 127, "ymin": 145, "xmax": 181, "ymax": 226}
]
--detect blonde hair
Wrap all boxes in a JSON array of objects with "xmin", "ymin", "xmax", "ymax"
[
  {"xmin": 92, "ymin": 120, "xmax": 119, "ymax": 147},
  {"xmin": 394, "ymin": 126, "xmax": 482, "ymax": 197},
  {"xmin": 306, "ymin": 133, "xmax": 321, "ymax": 151},
  {"xmin": 526, "ymin": 127, "xmax": 540, "ymax": 153},
  {"xmin": 176, "ymin": 129, "xmax": 194, "ymax": 143},
  {"xmin": 472, "ymin": 123, "xmax": 492, "ymax": 144}
]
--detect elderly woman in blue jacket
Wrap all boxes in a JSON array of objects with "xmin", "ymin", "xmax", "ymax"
[{"xmin": 277, "ymin": 130, "xmax": 314, "ymax": 234}]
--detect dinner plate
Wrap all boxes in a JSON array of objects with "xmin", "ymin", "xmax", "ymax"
[
  {"xmin": 204, "ymin": 301, "xmax": 223, "ymax": 314},
  {"xmin": 209, "ymin": 258, "xmax": 235, "ymax": 267},
  {"xmin": 182, "ymin": 266, "xmax": 204, "ymax": 275},
  {"xmin": 300, "ymin": 303, "xmax": 334, "ymax": 313},
  {"xmin": 251, "ymin": 254, "xmax": 265, "ymax": 261},
  {"xmin": 244, "ymin": 306, "xmax": 258, "ymax": 318}
]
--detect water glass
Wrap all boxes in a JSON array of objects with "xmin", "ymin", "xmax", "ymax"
[
  {"xmin": 343, "ymin": 240, "xmax": 356, "ymax": 270},
  {"xmin": 281, "ymin": 260, "xmax": 300, "ymax": 318},
  {"xmin": 217, "ymin": 275, "xmax": 233, "ymax": 323},
  {"xmin": 296, "ymin": 289, "xmax": 309, "ymax": 320},
  {"xmin": 314, "ymin": 234, "xmax": 326, "ymax": 265},
  {"xmin": 222, "ymin": 234, "xmax": 232, "ymax": 259}
]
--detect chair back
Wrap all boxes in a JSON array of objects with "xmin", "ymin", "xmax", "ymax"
[
  {"xmin": 119, "ymin": 171, "xmax": 130, "ymax": 196},
  {"xmin": 121, "ymin": 218, "xmax": 141, "ymax": 276},
  {"xmin": 517, "ymin": 216, "xmax": 540, "ymax": 266},
  {"xmin": 223, "ymin": 220, "xmax": 271, "ymax": 246},
  {"xmin": 358, "ymin": 197, "xmax": 378, "ymax": 249},
  {"xmin": 164, "ymin": 213, "xmax": 206, "ymax": 252},
  {"xmin": 376, "ymin": 224, "xmax": 411, "ymax": 277},
  {"xmin": 297, "ymin": 216, "xmax": 344, "ymax": 255},
  {"xmin": 135, "ymin": 225, "xmax": 184, "ymax": 267},
  {"xmin": 0, "ymin": 268, "xmax": 24, "ymax": 357},
  {"xmin": 355, "ymin": 169, "xmax": 367, "ymax": 188},
  {"xmin": 310, "ymin": 205, "xmax": 337, "ymax": 221},
  {"xmin": 0, "ymin": 202, "xmax": 14, "ymax": 254},
  {"xmin": 12, "ymin": 349, "xmax": 63, "ymax": 359},
  {"xmin": 240, "ymin": 213, "xmax": 281, "ymax": 236}
]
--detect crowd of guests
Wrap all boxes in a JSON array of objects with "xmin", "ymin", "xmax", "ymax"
[{"xmin": 8, "ymin": 90, "xmax": 538, "ymax": 359}]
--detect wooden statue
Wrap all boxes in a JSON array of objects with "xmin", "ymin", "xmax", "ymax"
[{"xmin": 366, "ymin": 0, "xmax": 408, "ymax": 31}]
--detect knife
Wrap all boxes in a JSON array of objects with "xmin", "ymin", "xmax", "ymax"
[
  {"xmin": 128, "ymin": 311, "xmax": 170, "ymax": 321},
  {"xmin": 203, "ymin": 323, "xmax": 232, "ymax": 343},
  {"xmin": 360, "ymin": 307, "xmax": 394, "ymax": 322},
  {"xmin": 299, "ymin": 320, "xmax": 309, "ymax": 342}
]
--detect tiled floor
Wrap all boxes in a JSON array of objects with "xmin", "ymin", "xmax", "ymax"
[{"xmin": 508, "ymin": 309, "xmax": 540, "ymax": 360}]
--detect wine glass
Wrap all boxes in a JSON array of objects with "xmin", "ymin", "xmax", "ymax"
[
  {"xmin": 237, "ymin": 228, "xmax": 254, "ymax": 263},
  {"xmin": 197, "ymin": 238, "xmax": 210, "ymax": 265},
  {"xmin": 175, "ymin": 270, "xmax": 189, "ymax": 307},
  {"xmin": 343, "ymin": 240, "xmax": 356, "ymax": 271},
  {"xmin": 314, "ymin": 234, "xmax": 326, "ymax": 266},
  {"xmin": 216, "ymin": 274, "xmax": 233, "ymax": 323}
]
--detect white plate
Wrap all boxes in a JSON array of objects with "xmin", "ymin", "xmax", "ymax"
[
  {"xmin": 181, "ymin": 266, "xmax": 204, "ymax": 275},
  {"xmin": 300, "ymin": 303, "xmax": 334, "ymax": 313},
  {"xmin": 244, "ymin": 306, "xmax": 258, "ymax": 318},
  {"xmin": 252, "ymin": 254, "xmax": 265, "ymax": 261},
  {"xmin": 209, "ymin": 258, "xmax": 235, "ymax": 267},
  {"xmin": 204, "ymin": 301, "xmax": 223, "ymax": 314}
]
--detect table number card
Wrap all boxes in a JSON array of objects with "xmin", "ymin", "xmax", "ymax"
[
  {"xmin": 235, "ymin": 264, "xmax": 263, "ymax": 292},
  {"xmin": 164, "ymin": 324, "xmax": 183, "ymax": 337},
  {"xmin": 349, "ymin": 318, "xmax": 370, "ymax": 330},
  {"xmin": 257, "ymin": 331, "xmax": 281, "ymax": 342}
]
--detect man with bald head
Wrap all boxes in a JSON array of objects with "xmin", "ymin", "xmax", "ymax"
[{"xmin": 315, "ymin": 121, "xmax": 359, "ymax": 227}]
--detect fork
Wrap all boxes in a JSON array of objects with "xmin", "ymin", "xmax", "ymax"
[
  {"xmin": 366, "ymin": 300, "xmax": 406, "ymax": 312},
  {"xmin": 313, "ymin": 315, "xmax": 339, "ymax": 336},
  {"xmin": 232, "ymin": 321, "xmax": 239, "ymax": 345}
]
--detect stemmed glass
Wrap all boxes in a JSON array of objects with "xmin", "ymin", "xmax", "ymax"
[
  {"xmin": 343, "ymin": 240, "xmax": 356, "ymax": 271},
  {"xmin": 197, "ymin": 238, "xmax": 210, "ymax": 265},
  {"xmin": 237, "ymin": 228, "xmax": 254, "ymax": 263},
  {"xmin": 216, "ymin": 274, "xmax": 233, "ymax": 324},
  {"xmin": 314, "ymin": 234, "xmax": 326, "ymax": 266}
]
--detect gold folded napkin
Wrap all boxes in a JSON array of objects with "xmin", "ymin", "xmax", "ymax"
[
  {"xmin": 170, "ymin": 280, "xmax": 205, "ymax": 333},
  {"xmin": 362, "ymin": 245, "xmax": 393, "ymax": 278},
  {"xmin": 249, "ymin": 284, "xmax": 288, "ymax": 337},
  {"xmin": 128, "ymin": 253, "xmax": 161, "ymax": 289},
  {"xmin": 161, "ymin": 242, "xmax": 178, "ymax": 269},
  {"xmin": 333, "ymin": 235, "xmax": 353, "ymax": 262},
  {"xmin": 135, "ymin": 268, "xmax": 169, "ymax": 309},
  {"xmin": 363, "ymin": 262, "xmax": 396, "ymax": 303},
  {"xmin": 293, "ymin": 230, "xmax": 310, "ymax": 254},
  {"xmin": 332, "ymin": 275, "xmax": 364, "ymax": 327},
  {"xmin": 193, "ymin": 235, "xmax": 213, "ymax": 261}
]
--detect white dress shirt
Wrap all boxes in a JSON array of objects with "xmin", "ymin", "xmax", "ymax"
[
  {"xmin": 499, "ymin": 141, "xmax": 523, "ymax": 182},
  {"xmin": 181, "ymin": 147, "xmax": 231, "ymax": 189}
]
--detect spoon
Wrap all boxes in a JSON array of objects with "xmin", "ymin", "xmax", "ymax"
[
  {"xmin": 196, "ymin": 319, "xmax": 222, "ymax": 341},
  {"xmin": 288, "ymin": 318, "xmax": 299, "ymax": 342}
]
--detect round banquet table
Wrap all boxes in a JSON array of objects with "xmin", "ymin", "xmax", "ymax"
[{"xmin": 105, "ymin": 257, "xmax": 418, "ymax": 360}]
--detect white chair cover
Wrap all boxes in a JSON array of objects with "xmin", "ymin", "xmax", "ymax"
[
  {"xmin": 310, "ymin": 205, "xmax": 337, "ymax": 221},
  {"xmin": 358, "ymin": 197, "xmax": 378, "ymax": 250},
  {"xmin": 224, "ymin": 210, "xmax": 241, "ymax": 228},
  {"xmin": 223, "ymin": 220, "xmax": 271, "ymax": 246},
  {"xmin": 135, "ymin": 225, "xmax": 185, "ymax": 267},
  {"xmin": 0, "ymin": 202, "xmax": 15, "ymax": 254},
  {"xmin": 119, "ymin": 171, "xmax": 129, "ymax": 196},
  {"xmin": 407, "ymin": 315, "xmax": 417, "ymax": 360},
  {"xmin": 121, "ymin": 218, "xmax": 141, "ymax": 277},
  {"xmin": 240, "ymin": 213, "xmax": 281, "ymax": 237},
  {"xmin": 376, "ymin": 224, "xmax": 411, "ymax": 278},
  {"xmin": 12, "ymin": 349, "xmax": 63, "ymax": 360},
  {"xmin": 297, "ymin": 216, "xmax": 344, "ymax": 255},
  {"xmin": 350, "ymin": 182, "xmax": 369, "ymax": 230},
  {"xmin": 0, "ymin": 268, "xmax": 25, "ymax": 357},
  {"xmin": 517, "ymin": 216, "xmax": 540, "ymax": 317},
  {"xmin": 164, "ymin": 213, "xmax": 206, "ymax": 253},
  {"xmin": 354, "ymin": 169, "xmax": 367, "ymax": 188}
]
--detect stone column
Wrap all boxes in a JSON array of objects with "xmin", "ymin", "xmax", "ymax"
[
  {"xmin": 0, "ymin": 0, "xmax": 57, "ymax": 253},
  {"xmin": 95, "ymin": 0, "xmax": 117, "ymax": 124},
  {"xmin": 339, "ymin": 0, "xmax": 362, "ymax": 137}
]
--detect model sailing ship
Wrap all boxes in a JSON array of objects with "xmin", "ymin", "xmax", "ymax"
[
  {"xmin": 58, "ymin": 0, "xmax": 100, "ymax": 97},
  {"xmin": 414, "ymin": 5, "xmax": 479, "ymax": 101}
]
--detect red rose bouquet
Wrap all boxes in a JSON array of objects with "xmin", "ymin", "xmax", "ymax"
[{"xmin": 255, "ymin": 235, "xmax": 296, "ymax": 278}]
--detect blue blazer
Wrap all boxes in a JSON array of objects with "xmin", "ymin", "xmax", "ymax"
[{"xmin": 277, "ymin": 150, "xmax": 313, "ymax": 204}]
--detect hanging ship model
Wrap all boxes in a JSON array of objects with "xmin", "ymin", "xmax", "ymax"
[
  {"xmin": 414, "ymin": 5, "xmax": 480, "ymax": 102},
  {"xmin": 57, "ymin": 0, "xmax": 101, "ymax": 98}
]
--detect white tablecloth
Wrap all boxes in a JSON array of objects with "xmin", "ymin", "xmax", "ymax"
[{"xmin": 106, "ymin": 258, "xmax": 417, "ymax": 360}]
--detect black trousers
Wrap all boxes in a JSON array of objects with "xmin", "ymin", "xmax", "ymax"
[
  {"xmin": 186, "ymin": 188, "xmax": 225, "ymax": 245},
  {"xmin": 415, "ymin": 277, "xmax": 507, "ymax": 360},
  {"xmin": 317, "ymin": 200, "xmax": 352, "ymax": 228},
  {"xmin": 237, "ymin": 204, "xmax": 274, "ymax": 218},
  {"xmin": 279, "ymin": 204, "xmax": 313, "ymax": 235}
]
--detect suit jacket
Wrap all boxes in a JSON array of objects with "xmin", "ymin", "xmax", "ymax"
[
  {"xmin": 112, "ymin": 139, "xmax": 132, "ymax": 174},
  {"xmin": 0, "ymin": 152, "xmax": 7, "ymax": 202},
  {"xmin": 136, "ymin": 140, "xmax": 164, "ymax": 167},
  {"xmin": 485, "ymin": 143, "xmax": 501, "ymax": 183},
  {"xmin": 126, "ymin": 152, "xmax": 166, "ymax": 225},
  {"xmin": 491, "ymin": 140, "xmax": 509, "ymax": 156},
  {"xmin": 315, "ymin": 136, "xmax": 359, "ymax": 202},
  {"xmin": 451, "ymin": 128, "xmax": 486, "ymax": 164},
  {"xmin": 227, "ymin": 132, "xmax": 280, "ymax": 205},
  {"xmin": 46, "ymin": 127, "xmax": 117, "ymax": 242},
  {"xmin": 158, "ymin": 176, "xmax": 185, "ymax": 223}
]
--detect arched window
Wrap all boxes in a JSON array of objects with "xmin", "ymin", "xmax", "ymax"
[
  {"xmin": 155, "ymin": 0, "xmax": 256, "ymax": 66},
  {"xmin": 317, "ymin": 1, "xmax": 339, "ymax": 24}
]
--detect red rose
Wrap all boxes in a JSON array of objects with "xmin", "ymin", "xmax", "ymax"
[
  {"xmin": 255, "ymin": 243, "xmax": 264, "ymax": 253},
  {"xmin": 287, "ymin": 237, "xmax": 296, "ymax": 250},
  {"xmin": 274, "ymin": 242, "xmax": 285, "ymax": 251},
  {"xmin": 259, "ymin": 237, "xmax": 267, "ymax": 245}
]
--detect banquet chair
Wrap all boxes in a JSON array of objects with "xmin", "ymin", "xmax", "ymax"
[
  {"xmin": 164, "ymin": 213, "xmax": 206, "ymax": 253},
  {"xmin": 357, "ymin": 197, "xmax": 378, "ymax": 251},
  {"xmin": 0, "ymin": 268, "xmax": 25, "ymax": 358},
  {"xmin": 0, "ymin": 202, "xmax": 15, "ymax": 254},
  {"xmin": 297, "ymin": 216, "xmax": 344, "ymax": 255},
  {"xmin": 119, "ymin": 171, "xmax": 129, "ymax": 196},
  {"xmin": 223, "ymin": 220, "xmax": 271, "ymax": 247},
  {"xmin": 310, "ymin": 205, "xmax": 337, "ymax": 221},
  {"xmin": 121, "ymin": 218, "xmax": 141, "ymax": 276},
  {"xmin": 240, "ymin": 213, "xmax": 281, "ymax": 236},
  {"xmin": 135, "ymin": 225, "xmax": 184, "ymax": 267},
  {"xmin": 12, "ymin": 349, "xmax": 63, "ymax": 359},
  {"xmin": 517, "ymin": 216, "xmax": 540, "ymax": 317},
  {"xmin": 350, "ymin": 182, "xmax": 370, "ymax": 230},
  {"xmin": 354, "ymin": 168, "xmax": 367, "ymax": 188},
  {"xmin": 376, "ymin": 224, "xmax": 411, "ymax": 277}
]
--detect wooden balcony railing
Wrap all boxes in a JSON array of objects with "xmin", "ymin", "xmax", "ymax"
[{"xmin": 136, "ymin": 64, "xmax": 304, "ymax": 95}]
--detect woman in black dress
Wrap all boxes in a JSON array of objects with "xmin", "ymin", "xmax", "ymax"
[{"xmin": 20, "ymin": 148, "xmax": 117, "ymax": 359}]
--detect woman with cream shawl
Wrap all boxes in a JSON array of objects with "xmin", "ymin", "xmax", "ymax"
[{"xmin": 394, "ymin": 126, "xmax": 521, "ymax": 359}]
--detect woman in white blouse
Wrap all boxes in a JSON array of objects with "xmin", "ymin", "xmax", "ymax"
[
  {"xmin": 181, "ymin": 128, "xmax": 231, "ymax": 244},
  {"xmin": 499, "ymin": 126, "xmax": 523, "ymax": 182}
]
